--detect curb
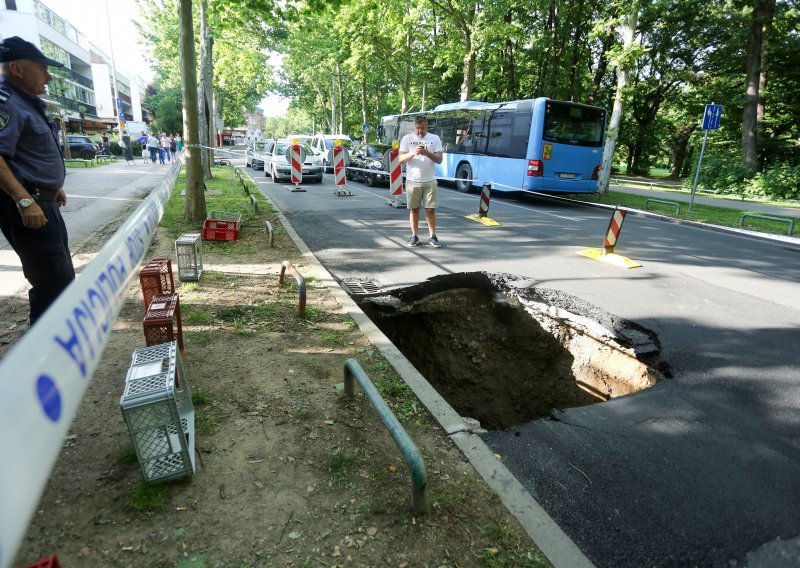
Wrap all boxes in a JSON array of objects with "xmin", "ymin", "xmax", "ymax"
[{"xmin": 251, "ymin": 173, "xmax": 596, "ymax": 568}]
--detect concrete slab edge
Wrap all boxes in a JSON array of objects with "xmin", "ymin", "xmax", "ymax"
[
  {"xmin": 523, "ymin": 190, "xmax": 800, "ymax": 247},
  {"xmin": 254, "ymin": 180, "xmax": 595, "ymax": 568}
]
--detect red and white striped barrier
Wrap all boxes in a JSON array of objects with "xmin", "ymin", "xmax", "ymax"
[
  {"xmin": 465, "ymin": 183, "xmax": 501, "ymax": 226},
  {"xmin": 290, "ymin": 143, "xmax": 302, "ymax": 185},
  {"xmin": 387, "ymin": 141, "xmax": 406, "ymax": 208},
  {"xmin": 603, "ymin": 207, "xmax": 627, "ymax": 254},
  {"xmin": 578, "ymin": 207, "xmax": 641, "ymax": 268},
  {"xmin": 479, "ymin": 184, "xmax": 492, "ymax": 217},
  {"xmin": 333, "ymin": 145, "xmax": 346, "ymax": 186}
]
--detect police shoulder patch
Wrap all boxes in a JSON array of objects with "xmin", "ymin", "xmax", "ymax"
[
  {"xmin": 0, "ymin": 111, "xmax": 9, "ymax": 130},
  {"xmin": 0, "ymin": 87, "xmax": 11, "ymax": 103}
]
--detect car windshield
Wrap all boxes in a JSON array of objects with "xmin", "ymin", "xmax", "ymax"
[
  {"xmin": 362, "ymin": 145, "xmax": 389, "ymax": 158},
  {"xmin": 275, "ymin": 142, "xmax": 312, "ymax": 155},
  {"xmin": 323, "ymin": 139, "xmax": 352, "ymax": 150},
  {"xmin": 253, "ymin": 142, "xmax": 266, "ymax": 151}
]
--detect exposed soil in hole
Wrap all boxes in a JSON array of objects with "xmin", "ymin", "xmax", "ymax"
[{"xmin": 357, "ymin": 272, "xmax": 666, "ymax": 431}]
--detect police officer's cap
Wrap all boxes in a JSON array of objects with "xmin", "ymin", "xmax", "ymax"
[{"xmin": 0, "ymin": 36, "xmax": 64, "ymax": 67}]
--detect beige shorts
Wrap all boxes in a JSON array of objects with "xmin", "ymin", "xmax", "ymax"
[{"xmin": 405, "ymin": 180, "xmax": 439, "ymax": 209}]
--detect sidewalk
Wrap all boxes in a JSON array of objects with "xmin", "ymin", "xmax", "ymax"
[{"xmin": 609, "ymin": 181, "xmax": 800, "ymax": 218}]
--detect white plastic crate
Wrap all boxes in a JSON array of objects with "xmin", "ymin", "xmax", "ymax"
[
  {"xmin": 175, "ymin": 232, "xmax": 203, "ymax": 282},
  {"xmin": 120, "ymin": 342, "xmax": 195, "ymax": 482}
]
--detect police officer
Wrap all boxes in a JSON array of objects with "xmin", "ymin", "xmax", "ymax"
[{"xmin": 0, "ymin": 37, "xmax": 74, "ymax": 324}]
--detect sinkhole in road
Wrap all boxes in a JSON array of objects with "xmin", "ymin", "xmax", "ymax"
[{"xmin": 355, "ymin": 272, "xmax": 667, "ymax": 430}]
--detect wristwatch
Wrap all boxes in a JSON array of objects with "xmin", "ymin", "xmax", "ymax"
[{"xmin": 17, "ymin": 198, "xmax": 35, "ymax": 208}]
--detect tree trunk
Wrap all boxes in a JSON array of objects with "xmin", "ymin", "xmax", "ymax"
[
  {"xmin": 199, "ymin": 0, "xmax": 213, "ymax": 179},
  {"xmin": 504, "ymin": 11, "xmax": 517, "ymax": 100},
  {"xmin": 588, "ymin": 31, "xmax": 615, "ymax": 104},
  {"xmin": 401, "ymin": 30, "xmax": 411, "ymax": 114},
  {"xmin": 361, "ymin": 76, "xmax": 368, "ymax": 143},
  {"xmin": 460, "ymin": 41, "xmax": 475, "ymax": 101},
  {"xmin": 742, "ymin": 0, "xmax": 774, "ymax": 173},
  {"xmin": 597, "ymin": 2, "xmax": 639, "ymax": 195},
  {"xmin": 179, "ymin": 0, "xmax": 205, "ymax": 222},
  {"xmin": 336, "ymin": 63, "xmax": 344, "ymax": 134},
  {"xmin": 756, "ymin": 0, "xmax": 775, "ymax": 169},
  {"xmin": 670, "ymin": 123, "xmax": 697, "ymax": 178}
]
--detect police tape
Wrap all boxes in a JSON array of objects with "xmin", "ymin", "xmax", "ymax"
[
  {"xmin": 0, "ymin": 160, "xmax": 182, "ymax": 568},
  {"xmin": 183, "ymin": 143, "xmax": 248, "ymax": 158}
]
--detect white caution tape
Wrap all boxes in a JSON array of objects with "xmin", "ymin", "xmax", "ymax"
[{"xmin": 0, "ymin": 160, "xmax": 181, "ymax": 568}]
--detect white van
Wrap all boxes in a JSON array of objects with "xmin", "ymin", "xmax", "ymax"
[{"xmin": 311, "ymin": 134, "xmax": 353, "ymax": 171}]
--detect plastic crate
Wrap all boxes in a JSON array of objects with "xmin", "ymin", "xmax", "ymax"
[
  {"xmin": 175, "ymin": 233, "xmax": 203, "ymax": 281},
  {"xmin": 120, "ymin": 342, "xmax": 195, "ymax": 483},
  {"xmin": 203, "ymin": 211, "xmax": 242, "ymax": 241},
  {"xmin": 143, "ymin": 293, "xmax": 185, "ymax": 356},
  {"xmin": 25, "ymin": 555, "xmax": 61, "ymax": 568},
  {"xmin": 139, "ymin": 258, "xmax": 175, "ymax": 308}
]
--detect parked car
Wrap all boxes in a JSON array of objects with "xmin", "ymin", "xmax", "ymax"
[
  {"xmin": 347, "ymin": 143, "xmax": 397, "ymax": 187},
  {"xmin": 310, "ymin": 134, "xmax": 353, "ymax": 171},
  {"xmin": 63, "ymin": 135, "xmax": 100, "ymax": 160},
  {"xmin": 245, "ymin": 140, "xmax": 272, "ymax": 170},
  {"xmin": 265, "ymin": 140, "xmax": 323, "ymax": 183}
]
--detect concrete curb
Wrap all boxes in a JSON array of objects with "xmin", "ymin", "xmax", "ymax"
[{"xmin": 252, "ymin": 174, "xmax": 596, "ymax": 568}]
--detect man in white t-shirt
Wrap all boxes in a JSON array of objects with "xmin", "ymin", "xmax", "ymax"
[{"xmin": 399, "ymin": 116, "xmax": 443, "ymax": 247}]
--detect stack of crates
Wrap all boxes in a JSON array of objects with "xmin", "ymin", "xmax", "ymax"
[
  {"xmin": 142, "ymin": 293, "xmax": 185, "ymax": 356},
  {"xmin": 120, "ymin": 341, "xmax": 195, "ymax": 482}
]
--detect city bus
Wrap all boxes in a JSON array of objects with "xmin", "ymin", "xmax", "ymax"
[{"xmin": 377, "ymin": 98, "xmax": 606, "ymax": 194}]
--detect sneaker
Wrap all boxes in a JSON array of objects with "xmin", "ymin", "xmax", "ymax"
[
  {"xmin": 428, "ymin": 235, "xmax": 443, "ymax": 248},
  {"xmin": 407, "ymin": 235, "xmax": 420, "ymax": 247}
]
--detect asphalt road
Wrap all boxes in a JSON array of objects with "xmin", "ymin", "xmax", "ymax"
[
  {"xmin": 250, "ymin": 166, "xmax": 800, "ymax": 567},
  {"xmin": 0, "ymin": 160, "xmax": 167, "ymax": 300}
]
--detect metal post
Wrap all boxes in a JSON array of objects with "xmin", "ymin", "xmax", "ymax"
[{"xmin": 689, "ymin": 123, "xmax": 710, "ymax": 213}]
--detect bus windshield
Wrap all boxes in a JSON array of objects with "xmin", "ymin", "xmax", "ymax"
[{"xmin": 543, "ymin": 101, "xmax": 605, "ymax": 147}]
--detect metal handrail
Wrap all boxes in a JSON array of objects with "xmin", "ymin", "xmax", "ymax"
[
  {"xmin": 279, "ymin": 260, "xmax": 306, "ymax": 317},
  {"xmin": 265, "ymin": 221, "xmax": 274, "ymax": 248},
  {"xmin": 343, "ymin": 358, "xmax": 428, "ymax": 513},
  {"xmin": 739, "ymin": 213, "xmax": 795, "ymax": 236},
  {"xmin": 250, "ymin": 194, "xmax": 258, "ymax": 213},
  {"xmin": 645, "ymin": 198, "xmax": 680, "ymax": 216}
]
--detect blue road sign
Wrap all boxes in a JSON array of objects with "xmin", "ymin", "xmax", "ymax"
[
  {"xmin": 702, "ymin": 104, "xmax": 723, "ymax": 130},
  {"xmin": 362, "ymin": 123, "xmax": 371, "ymax": 133}
]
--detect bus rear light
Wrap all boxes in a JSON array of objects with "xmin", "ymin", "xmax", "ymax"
[
  {"xmin": 527, "ymin": 160, "xmax": 543, "ymax": 177},
  {"xmin": 592, "ymin": 165, "xmax": 601, "ymax": 180}
]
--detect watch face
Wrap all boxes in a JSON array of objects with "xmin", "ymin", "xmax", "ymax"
[{"xmin": 18, "ymin": 198, "xmax": 34, "ymax": 208}]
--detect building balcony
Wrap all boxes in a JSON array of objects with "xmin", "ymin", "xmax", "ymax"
[
  {"xmin": 57, "ymin": 96, "xmax": 97, "ymax": 117},
  {"xmin": 64, "ymin": 67, "xmax": 93, "ymax": 89}
]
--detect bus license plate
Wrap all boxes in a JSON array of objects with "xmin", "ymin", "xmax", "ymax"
[{"xmin": 559, "ymin": 173, "xmax": 576, "ymax": 179}]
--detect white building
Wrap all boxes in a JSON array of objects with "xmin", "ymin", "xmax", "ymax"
[{"xmin": 0, "ymin": 0, "xmax": 149, "ymax": 133}]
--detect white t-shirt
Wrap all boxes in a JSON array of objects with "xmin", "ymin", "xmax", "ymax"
[{"xmin": 400, "ymin": 132, "xmax": 442, "ymax": 183}]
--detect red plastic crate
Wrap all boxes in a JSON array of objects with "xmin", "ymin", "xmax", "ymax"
[
  {"xmin": 143, "ymin": 293, "xmax": 185, "ymax": 356},
  {"xmin": 202, "ymin": 218, "xmax": 239, "ymax": 241},
  {"xmin": 139, "ymin": 258, "xmax": 175, "ymax": 308},
  {"xmin": 26, "ymin": 554, "xmax": 61, "ymax": 568}
]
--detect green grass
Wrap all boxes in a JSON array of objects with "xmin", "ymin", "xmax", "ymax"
[
  {"xmin": 191, "ymin": 387, "xmax": 216, "ymax": 406},
  {"xmin": 185, "ymin": 330, "xmax": 213, "ymax": 346},
  {"xmin": 329, "ymin": 450, "xmax": 358, "ymax": 481},
  {"xmin": 183, "ymin": 309, "xmax": 214, "ymax": 325},
  {"xmin": 127, "ymin": 481, "xmax": 168, "ymax": 512},
  {"xmin": 196, "ymin": 410, "xmax": 218, "ymax": 434},
  {"xmin": 574, "ymin": 190, "xmax": 799, "ymax": 237},
  {"xmin": 114, "ymin": 442, "xmax": 138, "ymax": 465}
]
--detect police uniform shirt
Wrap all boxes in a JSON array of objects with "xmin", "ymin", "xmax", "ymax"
[{"xmin": 0, "ymin": 75, "xmax": 66, "ymax": 193}]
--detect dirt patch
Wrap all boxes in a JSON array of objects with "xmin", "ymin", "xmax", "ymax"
[{"xmin": 3, "ymin": 184, "xmax": 546, "ymax": 567}]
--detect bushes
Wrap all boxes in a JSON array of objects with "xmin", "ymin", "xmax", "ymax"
[{"xmin": 688, "ymin": 153, "xmax": 800, "ymax": 200}]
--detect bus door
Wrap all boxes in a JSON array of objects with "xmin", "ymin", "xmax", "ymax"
[{"xmin": 480, "ymin": 103, "xmax": 532, "ymax": 191}]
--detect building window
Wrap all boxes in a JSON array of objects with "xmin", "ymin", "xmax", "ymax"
[{"xmin": 39, "ymin": 36, "xmax": 69, "ymax": 67}]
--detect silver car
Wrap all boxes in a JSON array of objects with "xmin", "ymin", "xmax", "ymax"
[
  {"xmin": 245, "ymin": 140, "xmax": 272, "ymax": 170},
  {"xmin": 265, "ymin": 140, "xmax": 323, "ymax": 183}
]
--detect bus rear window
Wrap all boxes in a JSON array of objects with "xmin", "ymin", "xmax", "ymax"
[{"xmin": 543, "ymin": 102, "xmax": 605, "ymax": 147}]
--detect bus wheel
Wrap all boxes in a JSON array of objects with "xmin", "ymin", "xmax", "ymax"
[{"xmin": 456, "ymin": 163, "xmax": 473, "ymax": 193}]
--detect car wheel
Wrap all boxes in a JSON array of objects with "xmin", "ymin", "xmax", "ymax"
[
  {"xmin": 80, "ymin": 149, "xmax": 95, "ymax": 160},
  {"xmin": 272, "ymin": 166, "xmax": 282, "ymax": 182},
  {"xmin": 456, "ymin": 163, "xmax": 473, "ymax": 193},
  {"xmin": 365, "ymin": 174, "xmax": 375, "ymax": 187}
]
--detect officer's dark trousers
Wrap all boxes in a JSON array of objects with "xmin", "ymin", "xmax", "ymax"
[{"xmin": 0, "ymin": 198, "xmax": 75, "ymax": 324}]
